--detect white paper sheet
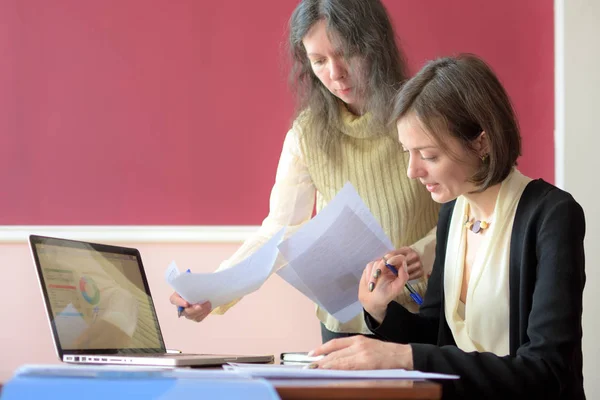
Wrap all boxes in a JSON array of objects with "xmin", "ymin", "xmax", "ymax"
[
  {"xmin": 224, "ymin": 363, "xmax": 459, "ymax": 380},
  {"xmin": 15, "ymin": 364, "xmax": 252, "ymax": 380},
  {"xmin": 165, "ymin": 229, "xmax": 284, "ymax": 308},
  {"xmin": 277, "ymin": 183, "xmax": 394, "ymax": 322},
  {"xmin": 276, "ymin": 264, "xmax": 325, "ymax": 309}
]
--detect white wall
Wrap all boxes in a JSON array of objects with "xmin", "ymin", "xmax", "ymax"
[{"xmin": 556, "ymin": 0, "xmax": 600, "ymax": 397}]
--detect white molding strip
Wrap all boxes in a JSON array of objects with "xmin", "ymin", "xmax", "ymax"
[
  {"xmin": 0, "ymin": 226, "xmax": 259, "ymax": 244},
  {"xmin": 554, "ymin": 0, "xmax": 565, "ymax": 189}
]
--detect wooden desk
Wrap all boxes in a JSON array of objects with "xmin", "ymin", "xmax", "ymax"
[
  {"xmin": 273, "ymin": 379, "xmax": 441, "ymax": 399},
  {"xmin": 1, "ymin": 380, "xmax": 441, "ymax": 400}
]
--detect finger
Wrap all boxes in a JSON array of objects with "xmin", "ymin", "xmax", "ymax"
[
  {"xmin": 408, "ymin": 269, "xmax": 424, "ymax": 280},
  {"xmin": 193, "ymin": 303, "xmax": 209, "ymax": 312},
  {"xmin": 368, "ymin": 258, "xmax": 387, "ymax": 277},
  {"xmin": 182, "ymin": 306, "xmax": 196, "ymax": 319},
  {"xmin": 192, "ymin": 305, "xmax": 212, "ymax": 322},
  {"xmin": 372, "ymin": 267, "xmax": 382, "ymax": 280},
  {"xmin": 186, "ymin": 309, "xmax": 208, "ymax": 322},
  {"xmin": 379, "ymin": 258, "xmax": 398, "ymax": 277},
  {"xmin": 406, "ymin": 261, "xmax": 422, "ymax": 274},
  {"xmin": 309, "ymin": 336, "xmax": 357, "ymax": 357},
  {"xmin": 193, "ymin": 309, "xmax": 211, "ymax": 322},
  {"xmin": 385, "ymin": 254, "xmax": 407, "ymax": 270},
  {"xmin": 183, "ymin": 302, "xmax": 210, "ymax": 321},
  {"xmin": 391, "ymin": 247, "xmax": 419, "ymax": 263},
  {"xmin": 389, "ymin": 246, "xmax": 411, "ymax": 256},
  {"xmin": 391, "ymin": 266, "xmax": 410, "ymax": 293},
  {"xmin": 182, "ymin": 309, "xmax": 196, "ymax": 320},
  {"xmin": 365, "ymin": 261, "xmax": 377, "ymax": 292},
  {"xmin": 170, "ymin": 292, "xmax": 189, "ymax": 307},
  {"xmin": 317, "ymin": 346, "xmax": 360, "ymax": 370},
  {"xmin": 406, "ymin": 250, "xmax": 419, "ymax": 263},
  {"xmin": 320, "ymin": 354, "xmax": 360, "ymax": 370},
  {"xmin": 401, "ymin": 259, "xmax": 409, "ymax": 278},
  {"xmin": 317, "ymin": 337, "xmax": 374, "ymax": 370}
]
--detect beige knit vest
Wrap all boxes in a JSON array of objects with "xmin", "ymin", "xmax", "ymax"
[{"xmin": 298, "ymin": 107, "xmax": 440, "ymax": 333}]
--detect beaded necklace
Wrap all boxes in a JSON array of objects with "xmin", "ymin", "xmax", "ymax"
[{"xmin": 464, "ymin": 203, "xmax": 491, "ymax": 234}]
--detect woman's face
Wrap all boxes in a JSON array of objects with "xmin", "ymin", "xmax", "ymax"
[
  {"xmin": 397, "ymin": 113, "xmax": 481, "ymax": 204},
  {"xmin": 302, "ymin": 20, "xmax": 366, "ymax": 114}
]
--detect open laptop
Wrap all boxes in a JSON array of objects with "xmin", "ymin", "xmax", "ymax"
[{"xmin": 29, "ymin": 234, "xmax": 273, "ymax": 367}]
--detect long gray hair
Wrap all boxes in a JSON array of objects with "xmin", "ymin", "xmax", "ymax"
[{"xmin": 288, "ymin": 0, "xmax": 408, "ymax": 154}]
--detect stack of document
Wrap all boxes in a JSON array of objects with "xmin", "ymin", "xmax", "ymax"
[
  {"xmin": 276, "ymin": 183, "xmax": 394, "ymax": 322},
  {"xmin": 225, "ymin": 363, "xmax": 459, "ymax": 380},
  {"xmin": 165, "ymin": 229, "xmax": 284, "ymax": 308},
  {"xmin": 165, "ymin": 182, "xmax": 393, "ymax": 323}
]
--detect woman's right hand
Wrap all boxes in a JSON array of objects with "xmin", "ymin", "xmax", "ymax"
[
  {"xmin": 169, "ymin": 293, "xmax": 212, "ymax": 322},
  {"xmin": 358, "ymin": 256, "xmax": 408, "ymax": 324}
]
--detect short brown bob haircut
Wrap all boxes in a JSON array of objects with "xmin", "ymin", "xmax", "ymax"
[{"xmin": 391, "ymin": 54, "xmax": 521, "ymax": 191}]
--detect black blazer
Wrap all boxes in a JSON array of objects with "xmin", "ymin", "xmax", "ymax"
[{"xmin": 366, "ymin": 179, "xmax": 586, "ymax": 399}]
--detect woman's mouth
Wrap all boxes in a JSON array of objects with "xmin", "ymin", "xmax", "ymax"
[{"xmin": 425, "ymin": 183, "xmax": 438, "ymax": 192}]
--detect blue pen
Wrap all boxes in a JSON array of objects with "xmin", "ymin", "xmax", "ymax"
[
  {"xmin": 177, "ymin": 269, "xmax": 191, "ymax": 318},
  {"xmin": 383, "ymin": 262, "xmax": 424, "ymax": 306}
]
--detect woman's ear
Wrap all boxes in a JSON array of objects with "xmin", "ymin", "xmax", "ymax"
[{"xmin": 474, "ymin": 131, "xmax": 490, "ymax": 157}]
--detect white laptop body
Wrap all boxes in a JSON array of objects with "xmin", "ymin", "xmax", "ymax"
[{"xmin": 29, "ymin": 235, "xmax": 273, "ymax": 367}]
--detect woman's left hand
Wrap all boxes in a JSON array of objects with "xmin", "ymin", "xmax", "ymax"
[{"xmin": 308, "ymin": 336, "xmax": 413, "ymax": 370}]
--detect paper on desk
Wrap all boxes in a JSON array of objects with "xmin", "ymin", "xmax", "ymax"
[
  {"xmin": 165, "ymin": 228, "xmax": 284, "ymax": 308},
  {"xmin": 224, "ymin": 363, "xmax": 459, "ymax": 380},
  {"xmin": 277, "ymin": 183, "xmax": 394, "ymax": 322},
  {"xmin": 14, "ymin": 364, "xmax": 251, "ymax": 380}
]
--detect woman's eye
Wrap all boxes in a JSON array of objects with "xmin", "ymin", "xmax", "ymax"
[{"xmin": 421, "ymin": 155, "xmax": 438, "ymax": 161}]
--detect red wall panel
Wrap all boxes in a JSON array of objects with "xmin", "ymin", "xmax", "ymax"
[{"xmin": 0, "ymin": 1, "xmax": 553, "ymax": 225}]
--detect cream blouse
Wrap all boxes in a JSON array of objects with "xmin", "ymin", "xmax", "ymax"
[
  {"xmin": 444, "ymin": 169, "xmax": 531, "ymax": 355},
  {"xmin": 212, "ymin": 110, "xmax": 439, "ymax": 334}
]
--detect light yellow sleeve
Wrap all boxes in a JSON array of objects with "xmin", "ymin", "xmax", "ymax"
[
  {"xmin": 212, "ymin": 123, "xmax": 315, "ymax": 314},
  {"xmin": 410, "ymin": 226, "xmax": 437, "ymax": 278}
]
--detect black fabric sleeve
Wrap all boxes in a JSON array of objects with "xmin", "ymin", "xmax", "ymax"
[
  {"xmin": 365, "ymin": 202, "xmax": 455, "ymax": 345},
  {"xmin": 410, "ymin": 194, "xmax": 586, "ymax": 399}
]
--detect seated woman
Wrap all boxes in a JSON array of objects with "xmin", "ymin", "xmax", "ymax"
[{"xmin": 308, "ymin": 54, "xmax": 586, "ymax": 399}]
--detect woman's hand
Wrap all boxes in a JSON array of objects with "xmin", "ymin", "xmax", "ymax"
[
  {"xmin": 308, "ymin": 336, "xmax": 413, "ymax": 370},
  {"xmin": 359, "ymin": 254, "xmax": 409, "ymax": 324},
  {"xmin": 169, "ymin": 293, "xmax": 212, "ymax": 322},
  {"xmin": 387, "ymin": 247, "xmax": 424, "ymax": 280}
]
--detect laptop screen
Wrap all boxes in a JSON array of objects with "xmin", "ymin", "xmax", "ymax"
[{"xmin": 30, "ymin": 236, "xmax": 165, "ymax": 355}]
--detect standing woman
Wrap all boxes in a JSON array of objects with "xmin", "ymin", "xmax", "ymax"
[
  {"xmin": 309, "ymin": 54, "xmax": 585, "ymax": 399},
  {"xmin": 171, "ymin": 0, "xmax": 440, "ymax": 343}
]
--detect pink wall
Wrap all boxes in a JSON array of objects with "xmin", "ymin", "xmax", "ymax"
[
  {"xmin": 0, "ymin": 0, "xmax": 554, "ymax": 383},
  {"xmin": 390, "ymin": 1, "xmax": 555, "ymax": 183},
  {"xmin": 0, "ymin": 0, "xmax": 553, "ymax": 225},
  {"xmin": 0, "ymin": 242, "xmax": 321, "ymax": 382}
]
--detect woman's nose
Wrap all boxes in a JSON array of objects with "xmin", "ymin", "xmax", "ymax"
[
  {"xmin": 406, "ymin": 157, "xmax": 423, "ymax": 180},
  {"xmin": 329, "ymin": 60, "xmax": 347, "ymax": 80}
]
